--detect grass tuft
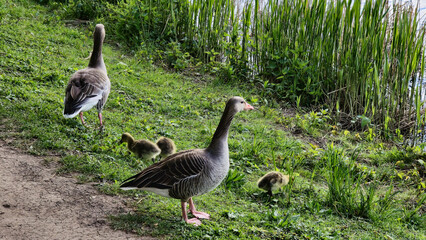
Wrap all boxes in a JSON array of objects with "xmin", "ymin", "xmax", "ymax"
[{"xmin": 0, "ymin": 0, "xmax": 424, "ymax": 239}]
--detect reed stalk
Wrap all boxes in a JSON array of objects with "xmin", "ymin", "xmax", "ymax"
[{"xmin": 106, "ymin": 0, "xmax": 426, "ymax": 138}]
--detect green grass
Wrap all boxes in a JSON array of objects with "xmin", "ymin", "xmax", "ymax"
[
  {"xmin": 0, "ymin": 1, "xmax": 425, "ymax": 239},
  {"xmin": 57, "ymin": 0, "xmax": 426, "ymax": 138}
]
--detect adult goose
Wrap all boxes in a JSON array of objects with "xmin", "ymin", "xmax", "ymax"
[
  {"xmin": 120, "ymin": 133, "xmax": 161, "ymax": 161},
  {"xmin": 257, "ymin": 171, "xmax": 289, "ymax": 196},
  {"xmin": 63, "ymin": 24, "xmax": 110, "ymax": 127},
  {"xmin": 120, "ymin": 96, "xmax": 254, "ymax": 226},
  {"xmin": 156, "ymin": 137, "xmax": 176, "ymax": 159}
]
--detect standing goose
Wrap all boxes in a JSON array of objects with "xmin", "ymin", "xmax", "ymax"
[
  {"xmin": 120, "ymin": 97, "xmax": 254, "ymax": 226},
  {"xmin": 120, "ymin": 133, "xmax": 161, "ymax": 161},
  {"xmin": 63, "ymin": 24, "xmax": 110, "ymax": 127},
  {"xmin": 156, "ymin": 137, "xmax": 176, "ymax": 159}
]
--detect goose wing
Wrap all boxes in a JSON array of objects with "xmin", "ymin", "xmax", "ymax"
[
  {"xmin": 63, "ymin": 68, "xmax": 110, "ymax": 116},
  {"xmin": 120, "ymin": 149, "xmax": 208, "ymax": 190}
]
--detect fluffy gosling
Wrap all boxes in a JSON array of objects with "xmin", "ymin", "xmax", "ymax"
[
  {"xmin": 120, "ymin": 133, "xmax": 161, "ymax": 161},
  {"xmin": 156, "ymin": 137, "xmax": 176, "ymax": 159},
  {"xmin": 257, "ymin": 171, "xmax": 289, "ymax": 196}
]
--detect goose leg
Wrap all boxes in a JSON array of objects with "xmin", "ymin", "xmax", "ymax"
[
  {"xmin": 98, "ymin": 112, "xmax": 103, "ymax": 126},
  {"xmin": 188, "ymin": 198, "xmax": 210, "ymax": 219},
  {"xmin": 181, "ymin": 200, "xmax": 201, "ymax": 226},
  {"xmin": 79, "ymin": 112, "xmax": 87, "ymax": 126}
]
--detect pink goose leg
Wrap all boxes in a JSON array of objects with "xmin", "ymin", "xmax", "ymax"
[
  {"xmin": 98, "ymin": 112, "xmax": 103, "ymax": 126},
  {"xmin": 181, "ymin": 200, "xmax": 201, "ymax": 226},
  {"xmin": 79, "ymin": 112, "xmax": 87, "ymax": 126},
  {"xmin": 188, "ymin": 198, "xmax": 210, "ymax": 219}
]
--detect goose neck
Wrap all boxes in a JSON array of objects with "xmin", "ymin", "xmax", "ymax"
[
  {"xmin": 207, "ymin": 107, "xmax": 235, "ymax": 153},
  {"xmin": 88, "ymin": 27, "xmax": 107, "ymax": 73}
]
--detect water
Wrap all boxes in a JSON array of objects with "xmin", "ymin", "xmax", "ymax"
[
  {"xmin": 387, "ymin": 1, "xmax": 426, "ymax": 20},
  {"xmin": 235, "ymin": 0, "xmax": 426, "ymax": 140},
  {"xmin": 236, "ymin": 1, "xmax": 426, "ymax": 22}
]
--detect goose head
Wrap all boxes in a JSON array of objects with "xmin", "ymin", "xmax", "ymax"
[
  {"xmin": 207, "ymin": 96, "xmax": 254, "ymax": 152},
  {"xmin": 94, "ymin": 24, "xmax": 105, "ymax": 40},
  {"xmin": 226, "ymin": 96, "xmax": 254, "ymax": 115}
]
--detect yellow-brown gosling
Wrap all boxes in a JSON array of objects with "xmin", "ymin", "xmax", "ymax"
[
  {"xmin": 156, "ymin": 137, "xmax": 176, "ymax": 159},
  {"xmin": 257, "ymin": 171, "xmax": 289, "ymax": 196},
  {"xmin": 120, "ymin": 133, "xmax": 161, "ymax": 161}
]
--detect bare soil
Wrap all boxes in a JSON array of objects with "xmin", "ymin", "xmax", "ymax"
[{"xmin": 0, "ymin": 140, "xmax": 155, "ymax": 240}]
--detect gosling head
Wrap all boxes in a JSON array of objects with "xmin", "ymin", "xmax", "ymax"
[
  {"xmin": 257, "ymin": 171, "xmax": 289, "ymax": 196},
  {"xmin": 156, "ymin": 137, "xmax": 176, "ymax": 158},
  {"xmin": 119, "ymin": 133, "xmax": 133, "ymax": 144}
]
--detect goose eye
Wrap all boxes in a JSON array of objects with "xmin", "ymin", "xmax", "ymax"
[{"xmin": 241, "ymin": 101, "xmax": 244, "ymax": 104}]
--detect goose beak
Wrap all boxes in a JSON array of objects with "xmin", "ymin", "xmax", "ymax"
[{"xmin": 245, "ymin": 103, "xmax": 254, "ymax": 110}]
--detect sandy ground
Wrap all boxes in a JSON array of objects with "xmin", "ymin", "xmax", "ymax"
[{"xmin": 0, "ymin": 140, "xmax": 155, "ymax": 240}]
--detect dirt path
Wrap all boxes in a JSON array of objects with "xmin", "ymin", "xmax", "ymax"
[{"xmin": 0, "ymin": 140, "xmax": 154, "ymax": 240}]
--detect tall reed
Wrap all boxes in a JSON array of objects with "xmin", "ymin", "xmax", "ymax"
[
  {"xmin": 183, "ymin": 0, "xmax": 425, "ymax": 137},
  {"xmin": 102, "ymin": 0, "xmax": 426, "ymax": 138}
]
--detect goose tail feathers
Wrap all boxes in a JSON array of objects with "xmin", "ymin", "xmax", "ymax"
[
  {"xmin": 120, "ymin": 174, "xmax": 138, "ymax": 188},
  {"xmin": 63, "ymin": 102, "xmax": 82, "ymax": 118}
]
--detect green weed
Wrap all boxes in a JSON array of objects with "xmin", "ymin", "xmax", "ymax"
[{"xmin": 1, "ymin": 1, "xmax": 425, "ymax": 239}]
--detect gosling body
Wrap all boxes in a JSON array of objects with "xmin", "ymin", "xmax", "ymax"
[
  {"xmin": 120, "ymin": 133, "xmax": 161, "ymax": 161},
  {"xmin": 257, "ymin": 171, "xmax": 289, "ymax": 196}
]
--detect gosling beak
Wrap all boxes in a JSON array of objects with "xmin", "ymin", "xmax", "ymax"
[{"xmin": 245, "ymin": 102, "xmax": 254, "ymax": 110}]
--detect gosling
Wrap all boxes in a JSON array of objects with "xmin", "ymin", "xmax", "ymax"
[
  {"xmin": 257, "ymin": 171, "xmax": 289, "ymax": 196},
  {"xmin": 120, "ymin": 133, "xmax": 161, "ymax": 161},
  {"xmin": 156, "ymin": 137, "xmax": 176, "ymax": 159}
]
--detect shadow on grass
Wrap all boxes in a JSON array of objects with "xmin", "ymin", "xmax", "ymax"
[{"xmin": 108, "ymin": 211, "xmax": 196, "ymax": 237}]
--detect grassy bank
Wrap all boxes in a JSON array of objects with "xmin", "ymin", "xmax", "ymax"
[
  {"xmin": 49, "ymin": 0, "xmax": 426, "ymax": 138},
  {"xmin": 0, "ymin": 0, "xmax": 425, "ymax": 239}
]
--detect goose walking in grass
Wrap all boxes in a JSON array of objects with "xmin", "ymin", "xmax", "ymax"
[
  {"xmin": 63, "ymin": 24, "xmax": 110, "ymax": 128},
  {"xmin": 120, "ymin": 133, "xmax": 161, "ymax": 161},
  {"xmin": 120, "ymin": 97, "xmax": 254, "ymax": 226},
  {"xmin": 257, "ymin": 171, "xmax": 289, "ymax": 196},
  {"xmin": 156, "ymin": 137, "xmax": 176, "ymax": 159}
]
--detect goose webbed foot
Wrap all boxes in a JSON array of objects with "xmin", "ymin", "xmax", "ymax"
[
  {"xmin": 188, "ymin": 198, "xmax": 210, "ymax": 219},
  {"xmin": 181, "ymin": 200, "xmax": 202, "ymax": 226},
  {"xmin": 191, "ymin": 211, "xmax": 210, "ymax": 219},
  {"xmin": 185, "ymin": 217, "xmax": 202, "ymax": 226}
]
